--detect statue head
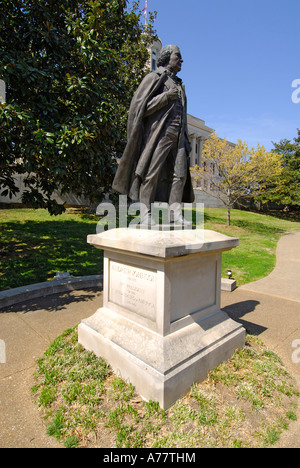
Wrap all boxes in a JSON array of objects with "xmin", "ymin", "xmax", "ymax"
[{"xmin": 157, "ymin": 45, "xmax": 183, "ymax": 74}]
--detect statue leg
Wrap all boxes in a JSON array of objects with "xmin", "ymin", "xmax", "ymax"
[
  {"xmin": 168, "ymin": 144, "xmax": 192, "ymax": 226},
  {"xmin": 139, "ymin": 133, "xmax": 177, "ymax": 223}
]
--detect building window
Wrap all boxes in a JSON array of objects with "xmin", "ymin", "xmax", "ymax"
[{"xmin": 151, "ymin": 49, "xmax": 157, "ymax": 71}]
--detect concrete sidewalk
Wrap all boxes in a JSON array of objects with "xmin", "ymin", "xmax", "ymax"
[
  {"xmin": 240, "ymin": 233, "xmax": 300, "ymax": 303},
  {"xmin": 222, "ymin": 232, "xmax": 300, "ymax": 448},
  {"xmin": 0, "ymin": 233, "xmax": 300, "ymax": 448},
  {"xmin": 0, "ymin": 288, "xmax": 103, "ymax": 448}
]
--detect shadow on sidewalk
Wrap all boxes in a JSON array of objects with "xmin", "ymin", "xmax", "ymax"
[
  {"xmin": 223, "ymin": 299, "xmax": 267, "ymax": 336},
  {"xmin": 0, "ymin": 288, "xmax": 101, "ymax": 315}
]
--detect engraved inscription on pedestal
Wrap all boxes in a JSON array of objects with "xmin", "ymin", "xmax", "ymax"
[{"xmin": 109, "ymin": 260, "xmax": 157, "ymax": 321}]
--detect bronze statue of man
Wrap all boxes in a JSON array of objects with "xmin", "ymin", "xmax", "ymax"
[{"xmin": 112, "ymin": 44, "xmax": 194, "ymax": 225}]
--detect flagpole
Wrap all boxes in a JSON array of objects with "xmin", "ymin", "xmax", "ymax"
[{"xmin": 142, "ymin": 0, "xmax": 148, "ymax": 26}]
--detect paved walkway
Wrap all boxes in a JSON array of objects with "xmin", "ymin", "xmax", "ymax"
[
  {"xmin": 0, "ymin": 289, "xmax": 103, "ymax": 448},
  {"xmin": 0, "ymin": 233, "xmax": 300, "ymax": 448},
  {"xmin": 240, "ymin": 233, "xmax": 300, "ymax": 303},
  {"xmin": 222, "ymin": 232, "xmax": 300, "ymax": 448}
]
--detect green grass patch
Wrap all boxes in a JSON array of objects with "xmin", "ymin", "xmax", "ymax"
[
  {"xmin": 0, "ymin": 208, "xmax": 103, "ymax": 290},
  {"xmin": 32, "ymin": 327, "xmax": 299, "ymax": 448},
  {"xmin": 201, "ymin": 208, "xmax": 300, "ymax": 285},
  {"xmin": 1, "ymin": 207, "xmax": 300, "ymax": 290}
]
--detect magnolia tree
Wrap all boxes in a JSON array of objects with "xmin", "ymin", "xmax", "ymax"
[
  {"xmin": 191, "ymin": 132, "xmax": 283, "ymax": 225},
  {"xmin": 0, "ymin": 0, "xmax": 156, "ymax": 214}
]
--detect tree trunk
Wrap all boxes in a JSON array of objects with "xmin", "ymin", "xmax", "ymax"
[
  {"xmin": 227, "ymin": 207, "xmax": 231, "ymax": 226},
  {"xmin": 226, "ymin": 191, "xmax": 231, "ymax": 226}
]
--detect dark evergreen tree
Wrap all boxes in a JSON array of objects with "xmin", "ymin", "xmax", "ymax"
[{"xmin": 0, "ymin": 0, "xmax": 155, "ymax": 213}]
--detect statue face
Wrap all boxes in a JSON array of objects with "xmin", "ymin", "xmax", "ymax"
[{"xmin": 167, "ymin": 46, "xmax": 183, "ymax": 74}]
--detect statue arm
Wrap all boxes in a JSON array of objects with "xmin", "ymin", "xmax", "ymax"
[
  {"xmin": 144, "ymin": 92, "xmax": 170, "ymax": 117},
  {"xmin": 127, "ymin": 71, "xmax": 169, "ymax": 133}
]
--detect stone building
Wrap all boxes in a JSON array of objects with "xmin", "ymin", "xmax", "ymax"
[
  {"xmin": 186, "ymin": 115, "xmax": 226, "ymax": 207},
  {"xmin": 187, "ymin": 114, "xmax": 213, "ymax": 170}
]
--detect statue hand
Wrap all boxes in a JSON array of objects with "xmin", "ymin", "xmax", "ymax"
[{"xmin": 167, "ymin": 88, "xmax": 178, "ymax": 101}]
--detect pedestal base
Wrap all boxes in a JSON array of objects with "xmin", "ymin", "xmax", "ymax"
[
  {"xmin": 78, "ymin": 307, "xmax": 245, "ymax": 410},
  {"xmin": 79, "ymin": 228, "xmax": 245, "ymax": 409}
]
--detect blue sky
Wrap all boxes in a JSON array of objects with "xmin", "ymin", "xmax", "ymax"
[{"xmin": 129, "ymin": 0, "xmax": 300, "ymax": 150}]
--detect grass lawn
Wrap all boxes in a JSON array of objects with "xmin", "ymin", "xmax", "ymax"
[
  {"xmin": 1, "ymin": 206, "xmax": 300, "ymax": 291},
  {"xmin": 0, "ymin": 208, "xmax": 103, "ymax": 291},
  {"xmin": 31, "ymin": 326, "xmax": 299, "ymax": 448},
  {"xmin": 2, "ymin": 206, "xmax": 299, "ymax": 448},
  {"xmin": 203, "ymin": 208, "xmax": 300, "ymax": 285}
]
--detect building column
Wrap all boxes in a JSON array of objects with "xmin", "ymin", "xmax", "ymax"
[
  {"xmin": 190, "ymin": 134, "xmax": 196, "ymax": 166},
  {"xmin": 199, "ymin": 137, "xmax": 204, "ymax": 165},
  {"xmin": 194, "ymin": 137, "xmax": 199, "ymax": 166},
  {"xmin": 197, "ymin": 137, "xmax": 205, "ymax": 189}
]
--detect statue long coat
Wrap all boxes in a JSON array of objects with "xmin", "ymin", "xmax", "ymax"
[{"xmin": 112, "ymin": 66, "xmax": 194, "ymax": 203}]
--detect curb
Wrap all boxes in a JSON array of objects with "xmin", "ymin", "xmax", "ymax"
[
  {"xmin": 0, "ymin": 275, "xmax": 103, "ymax": 310},
  {"xmin": 0, "ymin": 275, "xmax": 234, "ymax": 310}
]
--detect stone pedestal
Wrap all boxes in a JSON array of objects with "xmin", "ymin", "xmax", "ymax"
[{"xmin": 78, "ymin": 228, "xmax": 245, "ymax": 409}]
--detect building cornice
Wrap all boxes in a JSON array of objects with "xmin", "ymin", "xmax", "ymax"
[{"xmin": 187, "ymin": 114, "xmax": 214, "ymax": 134}]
